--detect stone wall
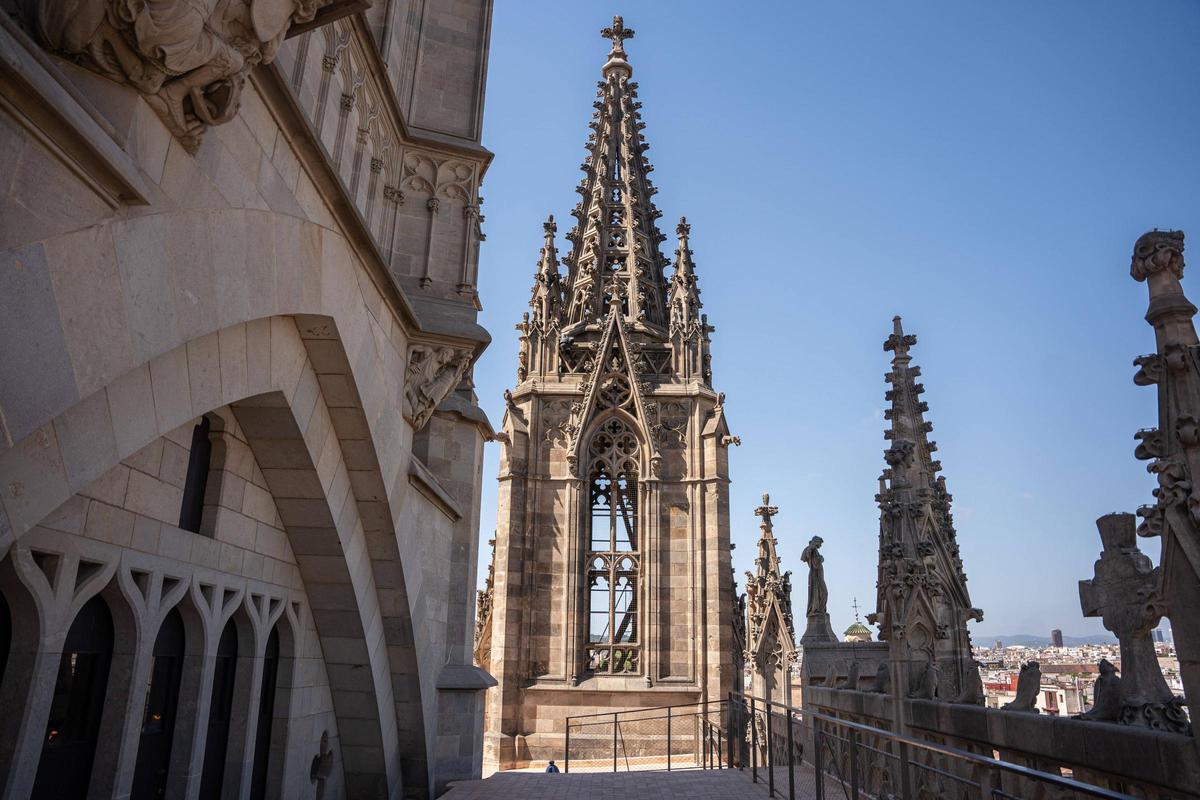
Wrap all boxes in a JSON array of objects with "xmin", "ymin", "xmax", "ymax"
[
  {"xmin": 0, "ymin": 3, "xmax": 495, "ymax": 798},
  {"xmin": 806, "ymin": 685, "xmax": 1199, "ymax": 798}
]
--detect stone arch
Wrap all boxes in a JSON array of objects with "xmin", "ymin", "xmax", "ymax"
[{"xmin": 0, "ymin": 313, "xmax": 437, "ymax": 797}]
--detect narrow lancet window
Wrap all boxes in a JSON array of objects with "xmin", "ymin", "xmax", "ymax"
[{"xmin": 584, "ymin": 418, "xmax": 640, "ymax": 675}]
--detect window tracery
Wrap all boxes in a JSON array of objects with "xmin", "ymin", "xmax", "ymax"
[{"xmin": 584, "ymin": 417, "xmax": 640, "ymax": 675}]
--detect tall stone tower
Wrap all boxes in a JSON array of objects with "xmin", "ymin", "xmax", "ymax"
[
  {"xmin": 482, "ymin": 16, "xmax": 737, "ymax": 769},
  {"xmin": 868, "ymin": 317, "xmax": 983, "ymax": 702}
]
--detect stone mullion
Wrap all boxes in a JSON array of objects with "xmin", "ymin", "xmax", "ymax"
[
  {"xmin": 563, "ymin": 476, "xmax": 584, "ymax": 682},
  {"xmin": 640, "ymin": 477, "xmax": 659, "ymax": 683}
]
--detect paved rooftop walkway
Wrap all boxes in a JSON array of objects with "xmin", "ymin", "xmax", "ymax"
[{"xmin": 442, "ymin": 767, "xmax": 819, "ymax": 800}]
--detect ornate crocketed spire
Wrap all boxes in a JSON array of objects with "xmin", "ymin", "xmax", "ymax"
[
  {"xmin": 667, "ymin": 216, "xmax": 713, "ymax": 382},
  {"xmin": 870, "ymin": 316, "xmax": 983, "ymax": 701},
  {"xmin": 561, "ymin": 16, "xmax": 671, "ymax": 334},
  {"xmin": 744, "ymin": 494, "xmax": 797, "ymax": 697},
  {"xmin": 530, "ymin": 215, "xmax": 564, "ymax": 326},
  {"xmin": 668, "ymin": 217, "xmax": 702, "ymax": 330}
]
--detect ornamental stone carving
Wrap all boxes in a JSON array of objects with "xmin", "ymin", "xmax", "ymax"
[
  {"xmin": 1079, "ymin": 513, "xmax": 1190, "ymax": 733},
  {"xmin": 404, "ymin": 345, "xmax": 471, "ymax": 431},
  {"xmin": 1001, "ymin": 661, "xmax": 1041, "ymax": 713},
  {"xmin": 30, "ymin": 0, "xmax": 332, "ymax": 151}
]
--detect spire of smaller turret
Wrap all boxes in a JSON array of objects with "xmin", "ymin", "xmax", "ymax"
[
  {"xmin": 882, "ymin": 315, "xmax": 940, "ymax": 489},
  {"xmin": 668, "ymin": 217, "xmax": 702, "ymax": 333},
  {"xmin": 529, "ymin": 215, "xmax": 564, "ymax": 326},
  {"xmin": 753, "ymin": 492, "xmax": 782, "ymax": 580}
]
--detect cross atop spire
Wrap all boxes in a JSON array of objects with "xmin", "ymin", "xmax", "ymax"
[
  {"xmin": 600, "ymin": 15, "xmax": 636, "ymax": 77},
  {"xmin": 601, "ymin": 15, "xmax": 635, "ymax": 53},
  {"xmin": 852, "ymin": 597, "xmax": 861, "ymax": 622}
]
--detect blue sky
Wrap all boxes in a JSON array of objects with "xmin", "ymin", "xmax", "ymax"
[{"xmin": 470, "ymin": 1, "xmax": 1200, "ymax": 639}]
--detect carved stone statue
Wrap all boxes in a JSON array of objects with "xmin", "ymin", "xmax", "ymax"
[
  {"xmin": 910, "ymin": 658, "xmax": 941, "ymax": 700},
  {"xmin": 800, "ymin": 535, "xmax": 828, "ymax": 616},
  {"xmin": 1001, "ymin": 661, "xmax": 1041, "ymax": 713},
  {"xmin": 30, "ymin": 0, "xmax": 327, "ymax": 151},
  {"xmin": 1075, "ymin": 659, "xmax": 1123, "ymax": 723},
  {"xmin": 867, "ymin": 661, "xmax": 890, "ymax": 694},
  {"xmin": 843, "ymin": 660, "xmax": 860, "ymax": 691},
  {"xmin": 404, "ymin": 345, "xmax": 471, "ymax": 430},
  {"xmin": 799, "ymin": 535, "xmax": 837, "ymax": 644},
  {"xmin": 954, "ymin": 657, "xmax": 985, "ymax": 705},
  {"xmin": 1078, "ymin": 513, "xmax": 1190, "ymax": 733}
]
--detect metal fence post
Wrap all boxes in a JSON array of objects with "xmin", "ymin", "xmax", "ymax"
[
  {"xmin": 814, "ymin": 724, "xmax": 824, "ymax": 800},
  {"xmin": 766, "ymin": 699, "xmax": 775, "ymax": 797},
  {"xmin": 849, "ymin": 729, "xmax": 861, "ymax": 800},
  {"xmin": 787, "ymin": 710, "xmax": 795, "ymax": 800},
  {"xmin": 667, "ymin": 706, "xmax": 672, "ymax": 771},
  {"xmin": 898, "ymin": 739, "xmax": 913, "ymax": 800},
  {"xmin": 613, "ymin": 712, "xmax": 618, "ymax": 773},
  {"xmin": 565, "ymin": 720, "xmax": 571, "ymax": 774},
  {"xmin": 727, "ymin": 693, "xmax": 736, "ymax": 770},
  {"xmin": 750, "ymin": 695, "xmax": 758, "ymax": 783}
]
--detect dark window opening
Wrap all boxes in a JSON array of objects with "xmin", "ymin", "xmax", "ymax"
[
  {"xmin": 131, "ymin": 608, "xmax": 185, "ymax": 800},
  {"xmin": 249, "ymin": 626, "xmax": 281, "ymax": 800},
  {"xmin": 33, "ymin": 595, "xmax": 114, "ymax": 800},
  {"xmin": 0, "ymin": 591, "xmax": 10, "ymax": 689},
  {"xmin": 179, "ymin": 416, "xmax": 213, "ymax": 534},
  {"xmin": 199, "ymin": 620, "xmax": 238, "ymax": 800}
]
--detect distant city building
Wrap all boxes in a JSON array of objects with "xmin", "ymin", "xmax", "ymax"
[
  {"xmin": 1051, "ymin": 629, "xmax": 1064, "ymax": 647},
  {"xmin": 1154, "ymin": 629, "xmax": 1165, "ymax": 643}
]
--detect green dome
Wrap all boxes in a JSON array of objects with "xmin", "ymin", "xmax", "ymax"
[{"xmin": 843, "ymin": 621, "xmax": 872, "ymax": 641}]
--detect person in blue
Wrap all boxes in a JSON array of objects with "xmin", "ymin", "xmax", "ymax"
[{"xmin": 545, "ymin": 760, "xmax": 560, "ymax": 773}]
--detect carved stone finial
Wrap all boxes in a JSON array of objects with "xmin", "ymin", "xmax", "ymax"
[
  {"xmin": 544, "ymin": 215, "xmax": 557, "ymax": 236},
  {"xmin": 676, "ymin": 216, "xmax": 690, "ymax": 238},
  {"xmin": 601, "ymin": 15, "xmax": 635, "ymax": 52},
  {"xmin": 600, "ymin": 15, "xmax": 635, "ymax": 77},
  {"xmin": 1079, "ymin": 513, "xmax": 1190, "ymax": 733},
  {"xmin": 1131, "ymin": 229, "xmax": 1185, "ymax": 282}
]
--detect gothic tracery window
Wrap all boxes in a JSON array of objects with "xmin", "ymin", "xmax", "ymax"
[{"xmin": 585, "ymin": 417, "xmax": 640, "ymax": 675}]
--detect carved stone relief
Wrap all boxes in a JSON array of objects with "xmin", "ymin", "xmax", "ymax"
[
  {"xmin": 404, "ymin": 344, "xmax": 472, "ymax": 430},
  {"xmin": 31, "ymin": 0, "xmax": 329, "ymax": 151}
]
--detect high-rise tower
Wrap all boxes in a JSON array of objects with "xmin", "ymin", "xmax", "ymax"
[{"xmin": 480, "ymin": 17, "xmax": 737, "ymax": 769}]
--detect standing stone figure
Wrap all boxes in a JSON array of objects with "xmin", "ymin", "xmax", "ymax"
[
  {"xmin": 801, "ymin": 536, "xmax": 829, "ymax": 616},
  {"xmin": 800, "ymin": 535, "xmax": 838, "ymax": 644}
]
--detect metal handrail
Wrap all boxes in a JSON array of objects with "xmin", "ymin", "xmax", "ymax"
[
  {"xmin": 565, "ymin": 698, "xmax": 725, "ymax": 723},
  {"xmin": 731, "ymin": 691, "xmax": 1137, "ymax": 800},
  {"xmin": 564, "ymin": 697, "xmax": 729, "ymax": 774}
]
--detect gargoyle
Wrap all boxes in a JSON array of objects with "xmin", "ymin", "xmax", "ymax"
[{"xmin": 33, "ymin": 0, "xmax": 328, "ymax": 151}]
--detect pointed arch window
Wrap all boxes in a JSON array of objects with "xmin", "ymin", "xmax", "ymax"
[{"xmin": 584, "ymin": 417, "xmax": 640, "ymax": 675}]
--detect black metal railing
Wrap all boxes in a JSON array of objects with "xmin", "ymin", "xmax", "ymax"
[
  {"xmin": 564, "ymin": 699, "xmax": 728, "ymax": 773},
  {"xmin": 727, "ymin": 691, "xmax": 1137, "ymax": 800}
]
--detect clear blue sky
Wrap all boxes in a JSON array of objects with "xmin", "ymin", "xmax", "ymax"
[{"xmin": 470, "ymin": 1, "xmax": 1200, "ymax": 640}]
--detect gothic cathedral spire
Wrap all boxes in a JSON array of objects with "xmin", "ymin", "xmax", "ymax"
[
  {"xmin": 485, "ymin": 18, "xmax": 736, "ymax": 770},
  {"xmin": 869, "ymin": 317, "xmax": 983, "ymax": 703}
]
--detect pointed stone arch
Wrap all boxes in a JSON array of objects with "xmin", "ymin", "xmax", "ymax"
[{"xmin": 0, "ymin": 314, "xmax": 440, "ymax": 798}]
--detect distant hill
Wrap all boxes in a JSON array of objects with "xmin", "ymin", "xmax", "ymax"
[{"xmin": 976, "ymin": 633, "xmax": 1119, "ymax": 647}]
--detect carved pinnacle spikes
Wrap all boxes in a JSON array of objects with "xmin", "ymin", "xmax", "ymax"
[
  {"xmin": 1134, "ymin": 428, "xmax": 1165, "ymax": 460},
  {"xmin": 1133, "ymin": 354, "xmax": 1164, "ymax": 386}
]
